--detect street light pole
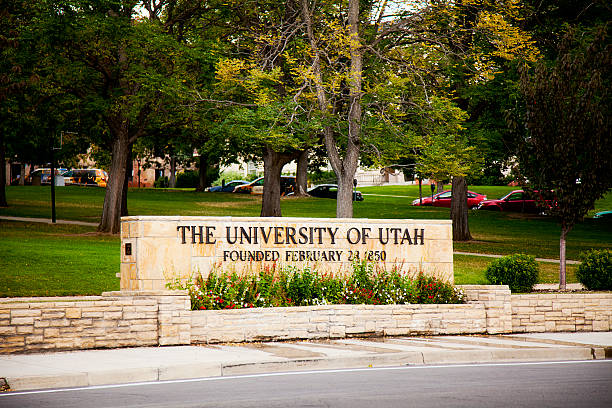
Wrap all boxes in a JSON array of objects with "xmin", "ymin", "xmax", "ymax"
[
  {"xmin": 50, "ymin": 140, "xmax": 56, "ymax": 223},
  {"xmin": 50, "ymin": 131, "xmax": 75, "ymax": 223}
]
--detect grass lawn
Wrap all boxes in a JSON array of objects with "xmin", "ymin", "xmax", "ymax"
[
  {"xmin": 1, "ymin": 185, "xmax": 609, "ymax": 296},
  {"xmin": 453, "ymin": 254, "xmax": 578, "ymax": 285},
  {"xmin": 0, "ymin": 221, "xmax": 119, "ymax": 297}
]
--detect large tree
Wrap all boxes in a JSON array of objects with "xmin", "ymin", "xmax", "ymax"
[
  {"xmin": 0, "ymin": 0, "xmax": 36, "ymax": 206},
  {"xmin": 299, "ymin": 0, "xmax": 539, "ymax": 219},
  {"xmin": 33, "ymin": 0, "xmax": 193, "ymax": 233},
  {"xmin": 209, "ymin": 0, "xmax": 318, "ymax": 216},
  {"xmin": 518, "ymin": 27, "xmax": 611, "ymax": 289},
  {"xmin": 442, "ymin": 0, "xmax": 539, "ymax": 240}
]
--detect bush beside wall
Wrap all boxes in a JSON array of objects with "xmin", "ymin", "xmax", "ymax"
[{"xmin": 576, "ymin": 249, "xmax": 612, "ymax": 290}]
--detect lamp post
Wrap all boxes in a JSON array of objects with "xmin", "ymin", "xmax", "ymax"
[
  {"xmin": 50, "ymin": 131, "xmax": 75, "ymax": 223},
  {"xmin": 50, "ymin": 139, "xmax": 56, "ymax": 223}
]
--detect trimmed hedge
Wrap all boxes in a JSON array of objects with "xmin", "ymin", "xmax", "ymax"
[
  {"xmin": 485, "ymin": 254, "xmax": 539, "ymax": 293},
  {"xmin": 576, "ymin": 249, "xmax": 612, "ymax": 290}
]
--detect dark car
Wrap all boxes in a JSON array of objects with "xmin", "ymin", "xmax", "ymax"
[
  {"xmin": 476, "ymin": 190, "xmax": 553, "ymax": 213},
  {"xmin": 233, "ymin": 176, "xmax": 296, "ymax": 196},
  {"xmin": 208, "ymin": 180, "xmax": 249, "ymax": 192},
  {"xmin": 301, "ymin": 184, "xmax": 364, "ymax": 201},
  {"xmin": 412, "ymin": 190, "xmax": 487, "ymax": 209}
]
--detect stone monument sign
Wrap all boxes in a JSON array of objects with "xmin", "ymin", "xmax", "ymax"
[{"xmin": 120, "ymin": 216, "xmax": 453, "ymax": 290}]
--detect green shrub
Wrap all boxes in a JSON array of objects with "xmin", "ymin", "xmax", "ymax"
[
  {"xmin": 309, "ymin": 169, "xmax": 336, "ymax": 185},
  {"xmin": 168, "ymin": 262, "xmax": 465, "ymax": 310},
  {"xmin": 176, "ymin": 171, "xmax": 199, "ymax": 188},
  {"xmin": 485, "ymin": 254, "xmax": 539, "ymax": 292},
  {"xmin": 576, "ymin": 249, "xmax": 612, "ymax": 290},
  {"xmin": 211, "ymin": 170, "xmax": 251, "ymax": 187},
  {"xmin": 154, "ymin": 176, "xmax": 169, "ymax": 188},
  {"xmin": 177, "ymin": 167, "xmax": 222, "ymax": 188},
  {"xmin": 416, "ymin": 273, "xmax": 464, "ymax": 304}
]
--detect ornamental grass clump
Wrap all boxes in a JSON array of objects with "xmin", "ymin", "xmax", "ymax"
[{"xmin": 169, "ymin": 262, "xmax": 465, "ymax": 310}]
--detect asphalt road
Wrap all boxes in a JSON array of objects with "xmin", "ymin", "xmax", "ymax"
[{"xmin": 2, "ymin": 360, "xmax": 611, "ymax": 408}]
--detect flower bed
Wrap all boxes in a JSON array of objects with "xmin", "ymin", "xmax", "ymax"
[{"xmin": 168, "ymin": 262, "xmax": 465, "ymax": 310}]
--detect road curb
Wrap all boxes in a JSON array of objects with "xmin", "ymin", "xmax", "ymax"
[{"xmin": 3, "ymin": 347, "xmax": 597, "ymax": 392}]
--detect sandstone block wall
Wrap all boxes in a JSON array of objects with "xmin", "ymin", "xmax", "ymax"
[
  {"xmin": 190, "ymin": 304, "xmax": 487, "ymax": 344},
  {"xmin": 0, "ymin": 291, "xmax": 190, "ymax": 354},
  {"xmin": 2, "ymin": 287, "xmax": 611, "ymax": 354},
  {"xmin": 460, "ymin": 285, "xmax": 513, "ymax": 334},
  {"xmin": 511, "ymin": 293, "xmax": 612, "ymax": 333}
]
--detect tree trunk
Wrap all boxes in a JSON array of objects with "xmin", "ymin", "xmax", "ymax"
[
  {"xmin": 120, "ymin": 143, "xmax": 132, "ymax": 217},
  {"xmin": 169, "ymin": 156, "xmax": 176, "ymax": 188},
  {"xmin": 98, "ymin": 130, "xmax": 131, "ymax": 234},
  {"xmin": 294, "ymin": 149, "xmax": 309, "ymax": 196},
  {"xmin": 336, "ymin": 173, "xmax": 355, "ymax": 218},
  {"xmin": 301, "ymin": 0, "xmax": 361, "ymax": 218},
  {"xmin": 451, "ymin": 176, "xmax": 472, "ymax": 241},
  {"xmin": 334, "ymin": 0, "xmax": 362, "ymax": 219},
  {"xmin": 0, "ymin": 132, "xmax": 7, "ymax": 207},
  {"xmin": 19, "ymin": 163, "xmax": 25, "ymax": 185},
  {"xmin": 437, "ymin": 181, "xmax": 444, "ymax": 193},
  {"xmin": 559, "ymin": 226, "xmax": 569, "ymax": 290},
  {"xmin": 261, "ymin": 147, "xmax": 295, "ymax": 217},
  {"xmin": 196, "ymin": 155, "xmax": 208, "ymax": 192}
]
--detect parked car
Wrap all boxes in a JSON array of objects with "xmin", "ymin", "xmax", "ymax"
[
  {"xmin": 207, "ymin": 180, "xmax": 249, "ymax": 193},
  {"xmin": 593, "ymin": 210, "xmax": 612, "ymax": 220},
  {"xmin": 476, "ymin": 190, "xmax": 553, "ymax": 213},
  {"xmin": 26, "ymin": 168, "xmax": 68, "ymax": 185},
  {"xmin": 62, "ymin": 169, "xmax": 108, "ymax": 187},
  {"xmin": 289, "ymin": 184, "xmax": 364, "ymax": 201},
  {"xmin": 412, "ymin": 190, "xmax": 487, "ymax": 209},
  {"xmin": 233, "ymin": 176, "xmax": 296, "ymax": 196}
]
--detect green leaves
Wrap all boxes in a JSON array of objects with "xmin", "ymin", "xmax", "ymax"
[
  {"xmin": 169, "ymin": 262, "xmax": 465, "ymax": 310},
  {"xmin": 519, "ymin": 26, "xmax": 611, "ymax": 231}
]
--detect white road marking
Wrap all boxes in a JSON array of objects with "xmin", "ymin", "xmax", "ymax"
[{"xmin": 2, "ymin": 360, "xmax": 610, "ymax": 397}]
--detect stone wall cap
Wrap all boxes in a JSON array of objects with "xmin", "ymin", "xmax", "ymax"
[
  {"xmin": 120, "ymin": 215, "xmax": 452, "ymax": 225},
  {"xmin": 0, "ymin": 296, "xmax": 103, "ymax": 303},
  {"xmin": 103, "ymin": 290, "xmax": 188, "ymax": 297},
  {"xmin": 457, "ymin": 285, "xmax": 510, "ymax": 290}
]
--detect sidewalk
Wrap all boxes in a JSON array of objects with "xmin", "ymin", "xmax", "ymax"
[
  {"xmin": 455, "ymin": 251, "xmax": 581, "ymax": 265},
  {"xmin": 1, "ymin": 332, "xmax": 610, "ymax": 392},
  {"xmin": 0, "ymin": 216, "xmax": 98, "ymax": 227}
]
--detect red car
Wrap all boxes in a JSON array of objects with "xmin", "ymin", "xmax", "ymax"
[
  {"xmin": 476, "ymin": 190, "xmax": 553, "ymax": 213},
  {"xmin": 412, "ymin": 190, "xmax": 487, "ymax": 209}
]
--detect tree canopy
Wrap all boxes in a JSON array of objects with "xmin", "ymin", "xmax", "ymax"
[
  {"xmin": 3, "ymin": 0, "xmax": 608, "ymax": 253},
  {"xmin": 518, "ymin": 26, "xmax": 611, "ymax": 289}
]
